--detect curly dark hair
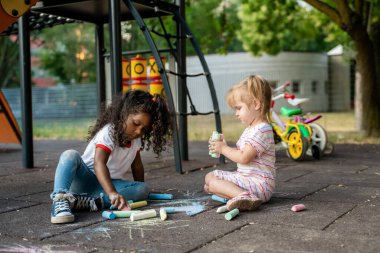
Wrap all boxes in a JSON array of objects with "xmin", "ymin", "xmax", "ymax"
[{"xmin": 88, "ymin": 90, "xmax": 173, "ymax": 156}]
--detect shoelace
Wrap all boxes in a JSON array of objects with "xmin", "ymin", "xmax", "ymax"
[
  {"xmin": 75, "ymin": 196, "xmax": 98, "ymax": 211},
  {"xmin": 54, "ymin": 200, "xmax": 71, "ymax": 214}
]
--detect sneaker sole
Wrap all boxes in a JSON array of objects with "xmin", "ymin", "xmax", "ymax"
[
  {"xmin": 51, "ymin": 215, "xmax": 75, "ymax": 224},
  {"xmin": 227, "ymin": 198, "xmax": 263, "ymax": 211}
]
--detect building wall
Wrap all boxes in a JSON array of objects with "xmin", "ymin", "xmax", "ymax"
[
  {"xmin": 328, "ymin": 55, "xmax": 352, "ymax": 111},
  {"xmin": 185, "ymin": 52, "xmax": 329, "ymax": 114}
]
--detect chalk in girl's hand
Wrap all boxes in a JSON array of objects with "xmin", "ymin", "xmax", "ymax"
[
  {"xmin": 130, "ymin": 209, "xmax": 157, "ymax": 221},
  {"xmin": 112, "ymin": 210, "xmax": 141, "ymax": 218},
  {"xmin": 160, "ymin": 208, "xmax": 168, "ymax": 220},
  {"xmin": 102, "ymin": 211, "xmax": 116, "ymax": 220},
  {"xmin": 212, "ymin": 194, "xmax": 228, "ymax": 203},
  {"xmin": 225, "ymin": 208, "xmax": 239, "ymax": 221},
  {"xmin": 216, "ymin": 205, "xmax": 228, "ymax": 213},
  {"xmin": 128, "ymin": 200, "xmax": 134, "ymax": 204},
  {"xmin": 129, "ymin": 200, "xmax": 148, "ymax": 209},
  {"xmin": 291, "ymin": 204, "xmax": 306, "ymax": 212},
  {"xmin": 148, "ymin": 193, "xmax": 174, "ymax": 200}
]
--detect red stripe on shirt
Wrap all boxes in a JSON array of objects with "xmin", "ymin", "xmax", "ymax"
[{"xmin": 96, "ymin": 144, "xmax": 112, "ymax": 154}]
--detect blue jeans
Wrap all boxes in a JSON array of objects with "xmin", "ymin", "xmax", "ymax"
[{"xmin": 50, "ymin": 149, "xmax": 149, "ymax": 208}]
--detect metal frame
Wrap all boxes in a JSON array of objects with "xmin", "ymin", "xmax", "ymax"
[{"xmin": 15, "ymin": 0, "xmax": 224, "ymax": 171}]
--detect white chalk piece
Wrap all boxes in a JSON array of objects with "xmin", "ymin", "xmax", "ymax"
[
  {"xmin": 216, "ymin": 205, "xmax": 228, "ymax": 213},
  {"xmin": 291, "ymin": 204, "xmax": 306, "ymax": 212},
  {"xmin": 225, "ymin": 208, "xmax": 239, "ymax": 221},
  {"xmin": 148, "ymin": 193, "xmax": 174, "ymax": 200},
  {"xmin": 102, "ymin": 211, "xmax": 116, "ymax": 220},
  {"xmin": 160, "ymin": 208, "xmax": 168, "ymax": 220},
  {"xmin": 112, "ymin": 210, "xmax": 141, "ymax": 218},
  {"xmin": 130, "ymin": 209, "xmax": 157, "ymax": 221},
  {"xmin": 129, "ymin": 200, "xmax": 148, "ymax": 209},
  {"xmin": 211, "ymin": 194, "xmax": 228, "ymax": 203}
]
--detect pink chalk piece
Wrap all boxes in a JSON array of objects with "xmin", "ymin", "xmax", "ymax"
[{"xmin": 291, "ymin": 204, "xmax": 306, "ymax": 212}]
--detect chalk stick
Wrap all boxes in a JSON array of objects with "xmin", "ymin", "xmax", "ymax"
[
  {"xmin": 291, "ymin": 204, "xmax": 306, "ymax": 212},
  {"xmin": 212, "ymin": 195, "xmax": 228, "ymax": 203},
  {"xmin": 148, "ymin": 193, "xmax": 174, "ymax": 200},
  {"xmin": 129, "ymin": 200, "xmax": 148, "ymax": 209},
  {"xmin": 225, "ymin": 208, "xmax": 239, "ymax": 221},
  {"xmin": 130, "ymin": 209, "xmax": 157, "ymax": 222},
  {"xmin": 160, "ymin": 208, "xmax": 168, "ymax": 220},
  {"xmin": 216, "ymin": 205, "xmax": 228, "ymax": 213},
  {"xmin": 112, "ymin": 210, "xmax": 141, "ymax": 218},
  {"xmin": 102, "ymin": 211, "xmax": 116, "ymax": 220},
  {"xmin": 163, "ymin": 207, "xmax": 176, "ymax": 214}
]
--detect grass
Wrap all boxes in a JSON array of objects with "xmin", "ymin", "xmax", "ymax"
[{"xmin": 31, "ymin": 111, "xmax": 380, "ymax": 144}]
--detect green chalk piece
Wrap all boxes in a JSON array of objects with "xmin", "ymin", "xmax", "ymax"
[
  {"xmin": 113, "ymin": 210, "xmax": 141, "ymax": 218},
  {"xmin": 102, "ymin": 211, "xmax": 116, "ymax": 220},
  {"xmin": 225, "ymin": 208, "xmax": 239, "ymax": 221}
]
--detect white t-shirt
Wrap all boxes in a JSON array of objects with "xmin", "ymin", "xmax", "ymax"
[{"xmin": 82, "ymin": 124, "xmax": 142, "ymax": 180}]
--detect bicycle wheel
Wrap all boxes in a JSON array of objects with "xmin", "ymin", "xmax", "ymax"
[
  {"xmin": 309, "ymin": 123, "xmax": 327, "ymax": 152},
  {"xmin": 286, "ymin": 129, "xmax": 308, "ymax": 161}
]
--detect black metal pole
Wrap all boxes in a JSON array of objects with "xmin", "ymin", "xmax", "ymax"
[
  {"xmin": 95, "ymin": 23, "xmax": 106, "ymax": 114},
  {"xmin": 123, "ymin": 0, "xmax": 182, "ymax": 173},
  {"xmin": 109, "ymin": 0, "xmax": 122, "ymax": 96},
  {"xmin": 18, "ymin": 13, "xmax": 34, "ymax": 168},
  {"xmin": 177, "ymin": 0, "xmax": 188, "ymax": 160}
]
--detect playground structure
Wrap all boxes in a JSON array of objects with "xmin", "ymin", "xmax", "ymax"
[{"xmin": 0, "ymin": 0, "xmax": 223, "ymax": 173}]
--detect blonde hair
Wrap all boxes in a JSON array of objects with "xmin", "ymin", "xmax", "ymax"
[{"xmin": 226, "ymin": 75, "xmax": 272, "ymax": 121}]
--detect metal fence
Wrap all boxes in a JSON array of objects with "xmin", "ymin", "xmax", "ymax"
[{"xmin": 2, "ymin": 84, "xmax": 98, "ymax": 120}]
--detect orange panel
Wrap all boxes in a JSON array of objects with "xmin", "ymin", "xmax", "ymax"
[
  {"xmin": 0, "ymin": 114, "xmax": 20, "ymax": 144},
  {"xmin": 0, "ymin": 90, "xmax": 21, "ymax": 144},
  {"xmin": 0, "ymin": 0, "xmax": 39, "ymax": 33}
]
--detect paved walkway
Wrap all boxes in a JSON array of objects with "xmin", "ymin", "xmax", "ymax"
[{"xmin": 0, "ymin": 140, "xmax": 379, "ymax": 253}]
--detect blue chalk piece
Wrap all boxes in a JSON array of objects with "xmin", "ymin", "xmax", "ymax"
[
  {"xmin": 211, "ymin": 195, "xmax": 228, "ymax": 203},
  {"xmin": 148, "ymin": 193, "xmax": 174, "ymax": 200},
  {"xmin": 128, "ymin": 200, "xmax": 134, "ymax": 204},
  {"xmin": 102, "ymin": 211, "xmax": 116, "ymax": 220},
  {"xmin": 163, "ymin": 207, "xmax": 176, "ymax": 213}
]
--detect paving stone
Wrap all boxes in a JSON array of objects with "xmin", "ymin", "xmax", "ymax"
[
  {"xmin": 326, "ymin": 204, "xmax": 380, "ymax": 237},
  {"xmin": 304, "ymin": 185, "xmax": 380, "ymax": 204},
  {"xmin": 273, "ymin": 181, "xmax": 328, "ymax": 199},
  {"xmin": 0, "ymin": 199, "xmax": 41, "ymax": 214},
  {"xmin": 193, "ymin": 223, "xmax": 380, "ymax": 253},
  {"xmin": 0, "ymin": 203, "xmax": 104, "ymax": 240}
]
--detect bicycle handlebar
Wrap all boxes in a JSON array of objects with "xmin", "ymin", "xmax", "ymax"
[
  {"xmin": 273, "ymin": 81, "xmax": 291, "ymax": 93},
  {"xmin": 272, "ymin": 93, "xmax": 294, "ymax": 101}
]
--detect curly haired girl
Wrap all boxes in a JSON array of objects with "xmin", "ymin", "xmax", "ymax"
[{"xmin": 50, "ymin": 90, "xmax": 172, "ymax": 224}]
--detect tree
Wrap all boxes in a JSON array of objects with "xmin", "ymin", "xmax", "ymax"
[
  {"xmin": 238, "ymin": 0, "xmax": 380, "ymax": 137},
  {"xmin": 37, "ymin": 23, "xmax": 96, "ymax": 84},
  {"xmin": 302, "ymin": 0, "xmax": 380, "ymax": 136},
  {"xmin": 0, "ymin": 36, "xmax": 19, "ymax": 88}
]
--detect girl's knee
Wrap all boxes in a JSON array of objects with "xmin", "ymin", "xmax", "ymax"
[
  {"xmin": 60, "ymin": 150, "xmax": 81, "ymax": 162},
  {"xmin": 205, "ymin": 171, "xmax": 216, "ymax": 184}
]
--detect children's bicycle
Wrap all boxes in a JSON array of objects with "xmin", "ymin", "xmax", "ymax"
[
  {"xmin": 270, "ymin": 93, "xmax": 313, "ymax": 161},
  {"xmin": 273, "ymin": 82, "xmax": 334, "ymax": 157}
]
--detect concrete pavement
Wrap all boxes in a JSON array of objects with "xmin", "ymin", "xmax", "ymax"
[{"xmin": 0, "ymin": 140, "xmax": 379, "ymax": 252}]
